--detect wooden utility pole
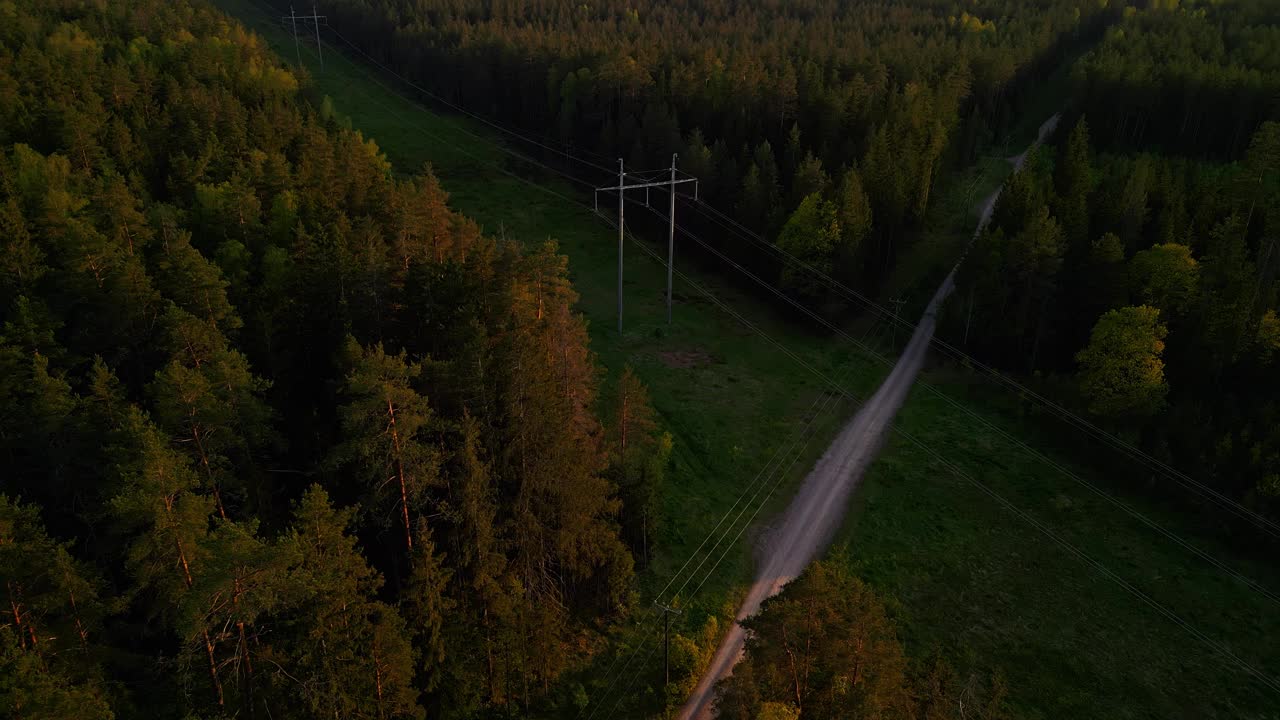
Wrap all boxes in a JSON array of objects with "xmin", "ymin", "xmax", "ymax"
[
  {"xmin": 656, "ymin": 602, "xmax": 682, "ymax": 688},
  {"xmin": 618, "ymin": 159, "xmax": 625, "ymax": 333},
  {"xmin": 667, "ymin": 153, "xmax": 678, "ymax": 325}
]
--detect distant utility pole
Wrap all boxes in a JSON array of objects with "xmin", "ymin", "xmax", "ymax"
[
  {"xmin": 283, "ymin": 6, "xmax": 327, "ymax": 70},
  {"xmin": 595, "ymin": 157, "xmax": 697, "ymax": 333},
  {"xmin": 667, "ymin": 154, "xmax": 678, "ymax": 325},
  {"xmin": 655, "ymin": 602, "xmax": 682, "ymax": 689},
  {"xmin": 889, "ymin": 297, "xmax": 907, "ymax": 346}
]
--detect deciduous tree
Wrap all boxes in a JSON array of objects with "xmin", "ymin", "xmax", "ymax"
[{"xmin": 1076, "ymin": 306, "xmax": 1169, "ymax": 418}]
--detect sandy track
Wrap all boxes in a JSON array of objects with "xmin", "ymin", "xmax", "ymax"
[
  {"xmin": 676, "ymin": 272, "xmax": 954, "ymax": 720},
  {"xmin": 675, "ymin": 113, "xmax": 1060, "ymax": 720}
]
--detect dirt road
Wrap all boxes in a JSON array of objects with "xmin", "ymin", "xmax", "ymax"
[{"xmin": 675, "ymin": 113, "xmax": 1060, "ymax": 720}]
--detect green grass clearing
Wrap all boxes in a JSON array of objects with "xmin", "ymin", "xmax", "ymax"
[
  {"xmin": 212, "ymin": 2, "xmax": 1280, "ymax": 717},
  {"xmin": 838, "ymin": 372, "xmax": 1280, "ymax": 719}
]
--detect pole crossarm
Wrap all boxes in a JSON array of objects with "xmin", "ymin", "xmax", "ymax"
[
  {"xmin": 595, "ymin": 176, "xmax": 697, "ymax": 192},
  {"xmin": 280, "ymin": 12, "xmax": 328, "ymax": 27},
  {"xmin": 283, "ymin": 7, "xmax": 328, "ymax": 70}
]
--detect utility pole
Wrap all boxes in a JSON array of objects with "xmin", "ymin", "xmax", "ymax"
[
  {"xmin": 667, "ymin": 153, "xmax": 678, "ymax": 325},
  {"xmin": 617, "ymin": 158, "xmax": 625, "ymax": 334},
  {"xmin": 283, "ymin": 7, "xmax": 327, "ymax": 70},
  {"xmin": 312, "ymin": 5, "xmax": 324, "ymax": 70},
  {"xmin": 655, "ymin": 602, "xmax": 682, "ymax": 689},
  {"xmin": 595, "ymin": 159, "xmax": 697, "ymax": 333},
  {"xmin": 889, "ymin": 297, "xmax": 907, "ymax": 346},
  {"xmin": 289, "ymin": 7, "xmax": 300, "ymax": 68}
]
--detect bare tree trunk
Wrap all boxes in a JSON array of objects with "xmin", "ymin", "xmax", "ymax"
[
  {"xmin": 204, "ymin": 629, "xmax": 225, "ymax": 707},
  {"xmin": 191, "ymin": 423, "xmax": 228, "ymax": 520},
  {"xmin": 67, "ymin": 585, "xmax": 90, "ymax": 649},
  {"xmin": 373, "ymin": 643, "xmax": 386, "ymax": 720},
  {"xmin": 485, "ymin": 609, "xmax": 497, "ymax": 703},
  {"xmin": 386, "ymin": 397, "xmax": 414, "ymax": 553},
  {"xmin": 7, "ymin": 582, "xmax": 34, "ymax": 650},
  {"xmin": 233, "ymin": 577, "xmax": 255, "ymax": 718},
  {"xmin": 166, "ymin": 496, "xmax": 222, "ymax": 707},
  {"xmin": 781, "ymin": 623, "xmax": 803, "ymax": 712}
]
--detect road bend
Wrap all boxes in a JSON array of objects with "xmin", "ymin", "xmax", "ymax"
[{"xmin": 676, "ymin": 113, "xmax": 1060, "ymax": 720}]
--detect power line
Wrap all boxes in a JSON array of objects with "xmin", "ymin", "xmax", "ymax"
[
  {"xmin": 220, "ymin": 19, "xmax": 854, "ymax": 715},
  {"xmin": 261, "ymin": 0, "xmax": 1280, "ymax": 547},
  {"xmin": 680, "ymin": 192, "xmax": 1280, "ymax": 539},
  {"xmin": 222, "ymin": 0, "xmax": 1280, "ymax": 703},
  {"xmin": 323, "ymin": 25, "xmax": 618, "ymax": 174},
  {"xmin": 616, "ymin": 220, "xmax": 1280, "ymax": 704},
  {"xmin": 629, "ymin": 197, "xmax": 1280, "ymax": 607},
  {"xmin": 596, "ymin": 156, "xmax": 698, "ymax": 331},
  {"xmin": 578, "ymin": 355, "xmax": 848, "ymax": 720},
  {"xmin": 282, "ymin": 6, "xmax": 326, "ymax": 70},
  {"xmin": 590, "ymin": 226, "xmax": 881, "ymax": 720},
  {"xmin": 580, "ymin": 213, "xmax": 880, "ymax": 720}
]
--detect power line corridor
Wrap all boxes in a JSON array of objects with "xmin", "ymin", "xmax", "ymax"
[{"xmin": 219, "ymin": 2, "xmax": 1280, "ymax": 714}]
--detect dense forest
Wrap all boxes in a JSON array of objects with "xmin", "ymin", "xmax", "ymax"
[
  {"xmin": 950, "ymin": 0, "xmax": 1280, "ymax": 520},
  {"xmin": 7, "ymin": 0, "xmax": 1278, "ymax": 717},
  {"xmin": 0, "ymin": 0, "xmax": 677, "ymax": 716},
  {"xmin": 314, "ymin": 0, "xmax": 1120, "ymax": 293},
  {"xmin": 296, "ymin": 0, "xmax": 1280, "ymax": 523},
  {"xmin": 1072, "ymin": 0, "xmax": 1280, "ymax": 157}
]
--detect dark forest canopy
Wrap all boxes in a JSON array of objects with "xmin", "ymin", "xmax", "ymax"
[
  {"xmin": 953, "ymin": 116, "xmax": 1280, "ymax": 524},
  {"xmin": 318, "ymin": 0, "xmax": 1120, "ymax": 295},
  {"xmin": 315, "ymin": 0, "xmax": 1280, "ymax": 527},
  {"xmin": 1072, "ymin": 0, "xmax": 1280, "ymax": 157},
  {"xmin": 6, "ymin": 0, "xmax": 1280, "ymax": 716},
  {"xmin": 950, "ymin": 1, "xmax": 1280, "ymax": 523},
  {"xmin": 0, "ymin": 0, "xmax": 669, "ymax": 716}
]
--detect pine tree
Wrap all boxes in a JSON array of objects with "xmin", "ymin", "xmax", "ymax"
[
  {"xmin": 449, "ymin": 411, "xmax": 504, "ymax": 595},
  {"xmin": 607, "ymin": 366, "xmax": 670, "ymax": 564},
  {"xmin": 150, "ymin": 211, "xmax": 241, "ymax": 332},
  {"xmin": 183, "ymin": 518, "xmax": 287, "ymax": 716},
  {"xmin": 0, "ymin": 496, "xmax": 106, "ymax": 685},
  {"xmin": 788, "ymin": 152, "xmax": 828, "ymax": 209},
  {"xmin": 274, "ymin": 485, "xmax": 425, "ymax": 719},
  {"xmin": 109, "ymin": 406, "xmax": 225, "ymax": 707},
  {"xmin": 0, "ymin": 197, "xmax": 46, "ymax": 306},
  {"xmin": 0, "ymin": 628, "xmax": 113, "ymax": 720},
  {"xmin": 333, "ymin": 338, "xmax": 440, "ymax": 554},
  {"xmin": 151, "ymin": 306, "xmax": 273, "ymax": 519},
  {"xmin": 1054, "ymin": 118, "xmax": 1093, "ymax": 254},
  {"xmin": 835, "ymin": 168, "xmax": 872, "ymax": 267},
  {"xmin": 402, "ymin": 520, "xmax": 454, "ymax": 694}
]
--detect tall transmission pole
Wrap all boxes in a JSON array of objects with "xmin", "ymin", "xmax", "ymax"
[
  {"xmin": 667, "ymin": 153, "xmax": 678, "ymax": 325},
  {"xmin": 617, "ymin": 158, "xmax": 625, "ymax": 334},
  {"xmin": 312, "ymin": 5, "xmax": 324, "ymax": 70},
  {"xmin": 596, "ymin": 159, "xmax": 697, "ymax": 333},
  {"xmin": 283, "ymin": 6, "xmax": 327, "ymax": 70},
  {"xmin": 289, "ymin": 6, "xmax": 300, "ymax": 68},
  {"xmin": 655, "ymin": 602, "xmax": 682, "ymax": 690}
]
